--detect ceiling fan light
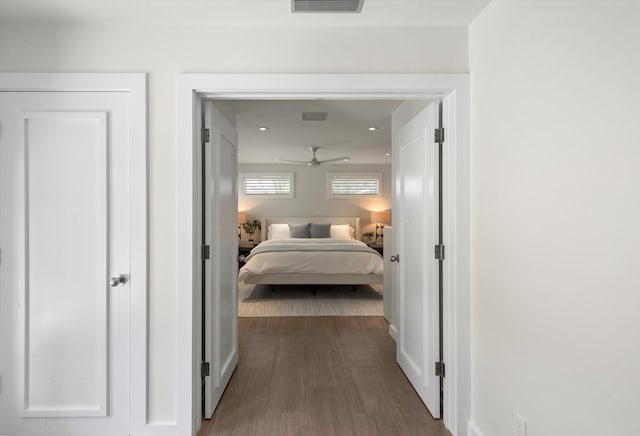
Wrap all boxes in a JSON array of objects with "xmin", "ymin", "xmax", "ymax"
[{"xmin": 278, "ymin": 147, "xmax": 349, "ymax": 166}]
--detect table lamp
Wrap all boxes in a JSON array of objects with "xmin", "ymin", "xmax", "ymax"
[
  {"xmin": 370, "ymin": 211, "xmax": 391, "ymax": 244},
  {"xmin": 237, "ymin": 211, "xmax": 247, "ymax": 239}
]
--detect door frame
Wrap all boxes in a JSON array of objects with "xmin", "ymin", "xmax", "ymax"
[
  {"xmin": 0, "ymin": 73, "xmax": 152, "ymax": 435},
  {"xmin": 176, "ymin": 74, "xmax": 470, "ymax": 436}
]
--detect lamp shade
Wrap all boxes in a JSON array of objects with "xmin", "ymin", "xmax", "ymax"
[
  {"xmin": 237, "ymin": 211, "xmax": 247, "ymax": 223},
  {"xmin": 370, "ymin": 210, "xmax": 390, "ymax": 225}
]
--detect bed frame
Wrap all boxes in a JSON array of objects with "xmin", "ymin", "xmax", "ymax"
[{"xmin": 245, "ymin": 216, "xmax": 382, "ymax": 286}]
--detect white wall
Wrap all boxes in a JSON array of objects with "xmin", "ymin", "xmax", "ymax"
[
  {"xmin": 239, "ymin": 163, "xmax": 391, "ymax": 239},
  {"xmin": 469, "ymin": 2, "xmax": 640, "ymax": 435},
  {"xmin": 0, "ymin": 22, "xmax": 468, "ymax": 425}
]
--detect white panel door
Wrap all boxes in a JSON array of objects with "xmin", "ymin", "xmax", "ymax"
[
  {"xmin": 383, "ymin": 226, "xmax": 394, "ymax": 327},
  {"xmin": 0, "ymin": 92, "xmax": 130, "ymax": 435},
  {"xmin": 203, "ymin": 102, "xmax": 239, "ymax": 418},
  {"xmin": 392, "ymin": 102, "xmax": 441, "ymax": 418}
]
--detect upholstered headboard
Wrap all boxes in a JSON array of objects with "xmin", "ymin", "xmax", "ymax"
[{"xmin": 260, "ymin": 216, "xmax": 361, "ymax": 241}]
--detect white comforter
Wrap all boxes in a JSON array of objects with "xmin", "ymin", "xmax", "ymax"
[{"xmin": 238, "ymin": 238, "xmax": 383, "ymax": 281}]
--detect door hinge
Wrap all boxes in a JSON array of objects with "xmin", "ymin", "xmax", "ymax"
[
  {"xmin": 435, "ymin": 361, "xmax": 445, "ymax": 378},
  {"xmin": 434, "ymin": 127, "xmax": 445, "ymax": 144},
  {"xmin": 434, "ymin": 244, "xmax": 445, "ymax": 261},
  {"xmin": 201, "ymin": 361, "xmax": 210, "ymax": 378},
  {"xmin": 201, "ymin": 245, "xmax": 210, "ymax": 260},
  {"xmin": 201, "ymin": 128, "xmax": 210, "ymax": 143}
]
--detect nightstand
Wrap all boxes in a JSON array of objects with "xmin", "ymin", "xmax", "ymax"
[
  {"xmin": 367, "ymin": 242, "xmax": 384, "ymax": 256},
  {"xmin": 238, "ymin": 241, "xmax": 258, "ymax": 267}
]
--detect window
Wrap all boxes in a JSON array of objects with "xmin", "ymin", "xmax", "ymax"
[
  {"xmin": 240, "ymin": 172, "xmax": 294, "ymax": 198},
  {"xmin": 327, "ymin": 173, "xmax": 382, "ymax": 198}
]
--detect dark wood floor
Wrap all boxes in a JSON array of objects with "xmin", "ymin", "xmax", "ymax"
[{"xmin": 198, "ymin": 317, "xmax": 450, "ymax": 436}]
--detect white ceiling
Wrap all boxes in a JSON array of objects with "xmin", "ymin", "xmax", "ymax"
[
  {"xmin": 0, "ymin": 0, "xmax": 491, "ymax": 26},
  {"xmin": 230, "ymin": 100, "xmax": 405, "ymax": 165}
]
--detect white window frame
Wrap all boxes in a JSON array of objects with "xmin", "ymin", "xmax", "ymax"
[
  {"xmin": 240, "ymin": 172, "xmax": 294, "ymax": 198},
  {"xmin": 327, "ymin": 172, "xmax": 382, "ymax": 199}
]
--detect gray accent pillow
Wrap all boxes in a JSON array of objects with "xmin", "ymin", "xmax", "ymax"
[
  {"xmin": 289, "ymin": 223, "xmax": 310, "ymax": 238},
  {"xmin": 310, "ymin": 223, "xmax": 331, "ymax": 238}
]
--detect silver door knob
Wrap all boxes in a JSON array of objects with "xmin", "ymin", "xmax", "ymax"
[
  {"xmin": 390, "ymin": 254, "xmax": 400, "ymax": 263},
  {"xmin": 109, "ymin": 274, "xmax": 127, "ymax": 287}
]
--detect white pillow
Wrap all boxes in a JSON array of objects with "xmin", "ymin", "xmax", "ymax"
[
  {"xmin": 330, "ymin": 224, "xmax": 355, "ymax": 240},
  {"xmin": 268, "ymin": 223, "xmax": 290, "ymax": 240}
]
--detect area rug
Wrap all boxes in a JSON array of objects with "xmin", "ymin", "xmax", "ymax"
[{"xmin": 238, "ymin": 282, "xmax": 383, "ymax": 317}]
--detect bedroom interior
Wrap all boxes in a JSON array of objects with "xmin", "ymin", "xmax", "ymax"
[{"xmin": 233, "ymin": 100, "xmax": 396, "ymax": 318}]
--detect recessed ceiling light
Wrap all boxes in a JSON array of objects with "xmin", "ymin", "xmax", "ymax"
[
  {"xmin": 385, "ymin": 153, "xmax": 391, "ymax": 157},
  {"xmin": 258, "ymin": 127, "xmax": 269, "ymax": 131},
  {"xmin": 343, "ymin": 158, "xmax": 350, "ymax": 162},
  {"xmin": 368, "ymin": 127, "xmax": 377, "ymax": 131}
]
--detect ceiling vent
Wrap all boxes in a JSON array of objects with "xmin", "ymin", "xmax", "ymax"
[
  {"xmin": 302, "ymin": 112, "xmax": 329, "ymax": 121},
  {"xmin": 292, "ymin": 0, "xmax": 364, "ymax": 13}
]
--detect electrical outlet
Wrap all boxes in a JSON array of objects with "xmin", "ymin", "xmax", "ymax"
[{"xmin": 514, "ymin": 412, "xmax": 527, "ymax": 436}]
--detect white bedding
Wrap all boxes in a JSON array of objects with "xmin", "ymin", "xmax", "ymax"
[{"xmin": 238, "ymin": 238, "xmax": 383, "ymax": 283}]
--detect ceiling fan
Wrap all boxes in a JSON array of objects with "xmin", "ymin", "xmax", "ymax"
[{"xmin": 276, "ymin": 146, "xmax": 350, "ymax": 166}]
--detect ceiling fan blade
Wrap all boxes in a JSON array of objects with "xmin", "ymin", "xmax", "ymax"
[
  {"xmin": 275, "ymin": 158, "xmax": 309, "ymax": 164},
  {"xmin": 318, "ymin": 157, "xmax": 350, "ymax": 164}
]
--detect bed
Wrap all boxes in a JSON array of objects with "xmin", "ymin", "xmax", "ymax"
[{"xmin": 238, "ymin": 216, "xmax": 383, "ymax": 287}]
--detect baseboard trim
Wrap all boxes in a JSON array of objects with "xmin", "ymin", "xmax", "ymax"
[
  {"xmin": 468, "ymin": 421, "xmax": 485, "ymax": 436},
  {"xmin": 389, "ymin": 324, "xmax": 398, "ymax": 342}
]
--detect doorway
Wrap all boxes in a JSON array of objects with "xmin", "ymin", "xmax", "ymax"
[{"xmin": 177, "ymin": 74, "xmax": 470, "ymax": 436}]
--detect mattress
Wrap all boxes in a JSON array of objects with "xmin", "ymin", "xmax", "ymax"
[{"xmin": 238, "ymin": 238, "xmax": 383, "ymax": 284}]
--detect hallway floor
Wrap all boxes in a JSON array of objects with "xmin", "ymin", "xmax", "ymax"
[{"xmin": 198, "ymin": 317, "xmax": 450, "ymax": 436}]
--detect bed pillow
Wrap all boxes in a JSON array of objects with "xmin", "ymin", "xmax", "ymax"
[
  {"xmin": 289, "ymin": 223, "xmax": 311, "ymax": 238},
  {"xmin": 267, "ymin": 223, "xmax": 291, "ymax": 240},
  {"xmin": 330, "ymin": 224, "xmax": 355, "ymax": 240},
  {"xmin": 310, "ymin": 223, "xmax": 331, "ymax": 238}
]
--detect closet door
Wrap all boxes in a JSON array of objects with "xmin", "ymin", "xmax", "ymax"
[{"xmin": 0, "ymin": 91, "xmax": 132, "ymax": 435}]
